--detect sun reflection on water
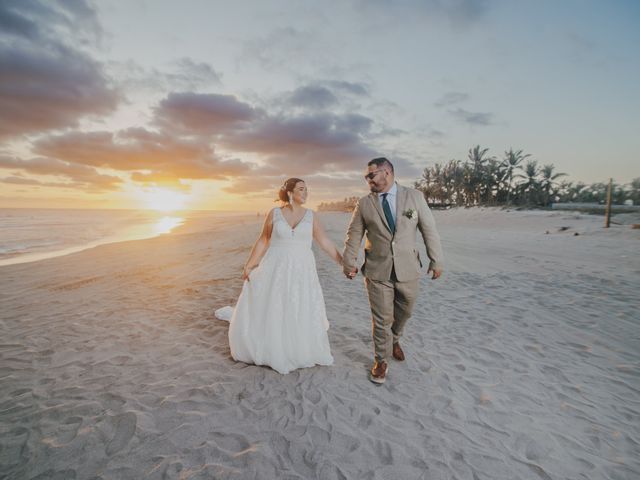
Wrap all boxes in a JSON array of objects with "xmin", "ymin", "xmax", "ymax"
[{"xmin": 153, "ymin": 216, "xmax": 184, "ymax": 234}]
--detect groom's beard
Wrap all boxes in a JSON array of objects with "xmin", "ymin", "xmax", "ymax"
[{"xmin": 368, "ymin": 181, "xmax": 386, "ymax": 193}]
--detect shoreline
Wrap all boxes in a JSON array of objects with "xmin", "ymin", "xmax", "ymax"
[
  {"xmin": 0, "ymin": 210, "xmax": 260, "ymax": 267},
  {"xmin": 2, "ymin": 205, "xmax": 637, "ymax": 268}
]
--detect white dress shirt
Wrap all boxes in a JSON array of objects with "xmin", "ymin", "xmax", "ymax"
[{"xmin": 377, "ymin": 182, "xmax": 398, "ymax": 224}]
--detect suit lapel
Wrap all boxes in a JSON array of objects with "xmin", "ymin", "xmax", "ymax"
[
  {"xmin": 369, "ymin": 193, "xmax": 392, "ymax": 233},
  {"xmin": 395, "ymin": 185, "xmax": 408, "ymax": 231}
]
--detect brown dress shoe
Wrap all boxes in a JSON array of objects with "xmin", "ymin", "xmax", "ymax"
[
  {"xmin": 369, "ymin": 360, "xmax": 388, "ymax": 384},
  {"xmin": 392, "ymin": 342, "xmax": 405, "ymax": 361}
]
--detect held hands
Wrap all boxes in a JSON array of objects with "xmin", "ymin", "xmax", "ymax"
[
  {"xmin": 343, "ymin": 267, "xmax": 358, "ymax": 280},
  {"xmin": 428, "ymin": 267, "xmax": 442, "ymax": 280}
]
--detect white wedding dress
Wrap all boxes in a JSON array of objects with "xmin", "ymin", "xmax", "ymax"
[{"xmin": 216, "ymin": 208, "xmax": 334, "ymax": 374}]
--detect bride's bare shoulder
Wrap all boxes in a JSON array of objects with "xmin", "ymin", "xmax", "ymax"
[{"xmin": 266, "ymin": 208, "xmax": 280, "ymax": 221}]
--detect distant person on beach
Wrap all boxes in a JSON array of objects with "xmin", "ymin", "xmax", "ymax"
[
  {"xmin": 216, "ymin": 178, "xmax": 342, "ymax": 374},
  {"xmin": 342, "ymin": 157, "xmax": 444, "ymax": 384}
]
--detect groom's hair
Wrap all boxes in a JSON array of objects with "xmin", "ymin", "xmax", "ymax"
[{"xmin": 368, "ymin": 157, "xmax": 394, "ymax": 173}]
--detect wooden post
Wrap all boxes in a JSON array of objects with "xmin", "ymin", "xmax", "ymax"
[{"xmin": 605, "ymin": 178, "xmax": 612, "ymax": 228}]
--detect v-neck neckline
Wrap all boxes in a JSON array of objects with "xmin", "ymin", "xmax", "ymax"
[{"xmin": 279, "ymin": 207, "xmax": 308, "ymax": 230}]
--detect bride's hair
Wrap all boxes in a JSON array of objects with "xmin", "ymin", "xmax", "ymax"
[{"xmin": 277, "ymin": 178, "xmax": 304, "ymax": 203}]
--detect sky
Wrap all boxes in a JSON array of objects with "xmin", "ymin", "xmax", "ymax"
[{"xmin": 0, "ymin": 0, "xmax": 638, "ymax": 211}]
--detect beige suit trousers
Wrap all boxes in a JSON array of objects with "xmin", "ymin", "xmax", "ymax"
[{"xmin": 365, "ymin": 271, "xmax": 419, "ymax": 362}]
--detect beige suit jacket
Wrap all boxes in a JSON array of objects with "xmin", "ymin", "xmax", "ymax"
[{"xmin": 343, "ymin": 184, "xmax": 444, "ymax": 282}]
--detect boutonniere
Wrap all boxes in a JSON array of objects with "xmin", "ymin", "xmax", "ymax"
[{"xmin": 403, "ymin": 208, "xmax": 416, "ymax": 219}]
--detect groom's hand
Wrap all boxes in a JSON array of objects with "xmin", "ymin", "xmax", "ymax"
[
  {"xmin": 428, "ymin": 268, "xmax": 442, "ymax": 280},
  {"xmin": 344, "ymin": 267, "xmax": 358, "ymax": 279}
]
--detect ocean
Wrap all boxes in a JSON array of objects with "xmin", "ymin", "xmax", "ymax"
[{"xmin": 0, "ymin": 208, "xmax": 252, "ymax": 267}]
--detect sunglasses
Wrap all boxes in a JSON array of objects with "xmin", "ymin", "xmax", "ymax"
[{"xmin": 364, "ymin": 169, "xmax": 386, "ymax": 180}]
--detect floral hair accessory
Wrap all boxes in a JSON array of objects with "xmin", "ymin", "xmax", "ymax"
[{"xmin": 403, "ymin": 208, "xmax": 416, "ymax": 219}]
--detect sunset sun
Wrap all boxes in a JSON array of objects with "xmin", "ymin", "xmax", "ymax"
[{"xmin": 140, "ymin": 188, "xmax": 188, "ymax": 212}]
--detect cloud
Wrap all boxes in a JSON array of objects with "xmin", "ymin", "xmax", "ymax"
[
  {"xmin": 448, "ymin": 107, "xmax": 494, "ymax": 126},
  {"xmin": 206, "ymin": 102, "xmax": 384, "ymax": 195},
  {"xmin": 15, "ymin": 84, "xmax": 381, "ymax": 194},
  {"xmin": 282, "ymin": 80, "xmax": 371, "ymax": 111},
  {"xmin": 0, "ymin": 175, "xmax": 91, "ymax": 189},
  {"xmin": 221, "ymin": 175, "xmax": 288, "ymax": 196},
  {"xmin": 323, "ymin": 80, "xmax": 370, "ymax": 97},
  {"xmin": 0, "ymin": 0, "xmax": 102, "ymax": 47},
  {"xmin": 439, "ymin": 0, "xmax": 490, "ymax": 25},
  {"xmin": 0, "ymin": 47, "xmax": 120, "ymax": 139},
  {"xmin": 386, "ymin": 155, "xmax": 423, "ymax": 178},
  {"xmin": 286, "ymin": 85, "xmax": 339, "ymax": 110},
  {"xmin": 434, "ymin": 91, "xmax": 470, "ymax": 107},
  {"xmin": 0, "ymin": 155, "xmax": 122, "ymax": 192},
  {"xmin": 109, "ymin": 57, "xmax": 222, "ymax": 93},
  {"xmin": 153, "ymin": 92, "xmax": 259, "ymax": 134},
  {"xmin": 0, "ymin": 175, "xmax": 43, "ymax": 185},
  {"xmin": 281, "ymin": 81, "xmax": 370, "ymax": 113},
  {"xmin": 32, "ymin": 128, "xmax": 254, "ymax": 184},
  {"xmin": 220, "ymin": 111, "xmax": 376, "ymax": 173},
  {"xmin": 240, "ymin": 27, "xmax": 322, "ymax": 71},
  {"xmin": 0, "ymin": 1, "xmax": 119, "ymax": 139},
  {"xmin": 147, "ymin": 90, "xmax": 379, "ymax": 176},
  {"xmin": 353, "ymin": 0, "xmax": 491, "ymax": 28},
  {"xmin": 223, "ymin": 163, "xmax": 421, "ymax": 200},
  {"xmin": 433, "ymin": 91, "xmax": 493, "ymax": 126},
  {"xmin": 219, "ymin": 172, "xmax": 367, "ymax": 198},
  {"xmin": 169, "ymin": 58, "xmax": 222, "ymax": 88}
]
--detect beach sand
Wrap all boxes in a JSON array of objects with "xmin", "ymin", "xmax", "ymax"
[{"xmin": 1, "ymin": 208, "xmax": 638, "ymax": 479}]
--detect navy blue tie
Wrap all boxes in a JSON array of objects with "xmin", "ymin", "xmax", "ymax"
[{"xmin": 381, "ymin": 193, "xmax": 395, "ymax": 233}]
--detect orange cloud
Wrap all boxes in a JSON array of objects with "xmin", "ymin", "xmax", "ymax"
[
  {"xmin": 33, "ymin": 128, "xmax": 254, "ymax": 182},
  {"xmin": 0, "ymin": 156, "xmax": 122, "ymax": 192}
]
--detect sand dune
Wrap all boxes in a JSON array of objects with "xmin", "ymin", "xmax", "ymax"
[{"xmin": 0, "ymin": 208, "xmax": 638, "ymax": 479}]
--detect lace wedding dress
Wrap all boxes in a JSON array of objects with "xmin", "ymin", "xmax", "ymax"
[{"xmin": 216, "ymin": 208, "xmax": 333, "ymax": 374}]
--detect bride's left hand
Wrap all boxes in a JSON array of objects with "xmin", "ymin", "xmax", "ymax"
[{"xmin": 242, "ymin": 265, "xmax": 255, "ymax": 281}]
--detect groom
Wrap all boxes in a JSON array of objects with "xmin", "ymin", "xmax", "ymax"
[{"xmin": 343, "ymin": 157, "xmax": 444, "ymax": 384}]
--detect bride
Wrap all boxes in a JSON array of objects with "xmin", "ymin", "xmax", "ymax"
[{"xmin": 216, "ymin": 178, "xmax": 342, "ymax": 374}]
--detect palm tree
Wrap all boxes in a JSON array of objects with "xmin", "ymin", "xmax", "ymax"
[
  {"xmin": 556, "ymin": 180, "xmax": 573, "ymax": 203},
  {"xmin": 517, "ymin": 160, "xmax": 540, "ymax": 205},
  {"xmin": 444, "ymin": 159, "xmax": 465, "ymax": 205},
  {"xmin": 483, "ymin": 158, "xmax": 505, "ymax": 205},
  {"xmin": 417, "ymin": 167, "xmax": 437, "ymax": 203},
  {"xmin": 570, "ymin": 182, "xmax": 587, "ymax": 202},
  {"xmin": 431, "ymin": 163, "xmax": 444, "ymax": 203},
  {"xmin": 501, "ymin": 148, "xmax": 530, "ymax": 204},
  {"xmin": 467, "ymin": 145, "xmax": 493, "ymax": 205},
  {"xmin": 540, "ymin": 164, "xmax": 567, "ymax": 206},
  {"xmin": 628, "ymin": 177, "xmax": 640, "ymax": 205}
]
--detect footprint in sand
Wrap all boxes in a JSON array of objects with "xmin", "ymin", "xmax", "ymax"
[
  {"xmin": 50, "ymin": 276, "xmax": 102, "ymax": 291},
  {"xmin": 109, "ymin": 355, "xmax": 132, "ymax": 366},
  {"xmin": 10, "ymin": 388, "xmax": 31, "ymax": 397},
  {"xmin": 99, "ymin": 392, "xmax": 127, "ymax": 410},
  {"xmin": 305, "ymin": 388, "xmax": 322, "ymax": 405},
  {"xmin": 317, "ymin": 461, "xmax": 348, "ymax": 480},
  {"xmin": 2, "ymin": 427, "xmax": 30, "ymax": 466},
  {"xmin": 106, "ymin": 412, "xmax": 137, "ymax": 456},
  {"xmin": 56, "ymin": 416, "xmax": 83, "ymax": 444},
  {"xmin": 373, "ymin": 439, "xmax": 394, "ymax": 465},
  {"xmin": 357, "ymin": 413, "xmax": 373, "ymax": 428},
  {"xmin": 162, "ymin": 461, "xmax": 183, "ymax": 479},
  {"xmin": 30, "ymin": 469, "xmax": 78, "ymax": 480}
]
